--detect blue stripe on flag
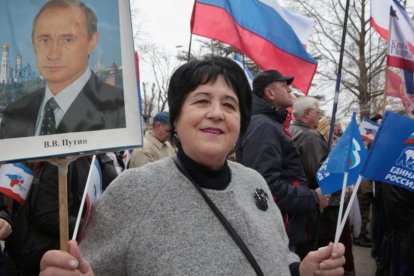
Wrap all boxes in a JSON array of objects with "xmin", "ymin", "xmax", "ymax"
[{"xmin": 196, "ymin": 0, "xmax": 316, "ymax": 63}]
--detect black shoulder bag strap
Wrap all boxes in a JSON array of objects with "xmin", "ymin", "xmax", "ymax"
[{"xmin": 173, "ymin": 157, "xmax": 264, "ymax": 276}]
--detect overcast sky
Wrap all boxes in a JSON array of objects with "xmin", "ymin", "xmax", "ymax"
[
  {"xmin": 130, "ymin": 0, "xmax": 198, "ymax": 88},
  {"xmin": 132, "ymin": 0, "xmax": 195, "ymax": 55}
]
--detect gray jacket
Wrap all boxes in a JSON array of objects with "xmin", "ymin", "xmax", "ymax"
[
  {"xmin": 80, "ymin": 157, "xmax": 299, "ymax": 275},
  {"xmin": 289, "ymin": 120, "xmax": 329, "ymax": 190}
]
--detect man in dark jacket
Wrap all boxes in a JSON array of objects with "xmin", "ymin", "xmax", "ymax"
[{"xmin": 235, "ymin": 70, "xmax": 329, "ymax": 259}]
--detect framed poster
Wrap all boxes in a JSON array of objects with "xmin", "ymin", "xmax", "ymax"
[{"xmin": 0, "ymin": 0, "xmax": 143, "ymax": 163}]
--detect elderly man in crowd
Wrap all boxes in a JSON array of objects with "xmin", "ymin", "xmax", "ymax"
[
  {"xmin": 130, "ymin": 111, "xmax": 176, "ymax": 168},
  {"xmin": 289, "ymin": 96, "xmax": 356, "ymax": 275}
]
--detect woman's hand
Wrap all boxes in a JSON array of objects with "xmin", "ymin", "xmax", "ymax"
[
  {"xmin": 40, "ymin": 240, "xmax": 94, "ymax": 276},
  {"xmin": 299, "ymin": 242, "xmax": 345, "ymax": 276}
]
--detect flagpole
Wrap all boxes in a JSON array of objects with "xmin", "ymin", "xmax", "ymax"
[
  {"xmin": 72, "ymin": 155, "xmax": 97, "ymax": 241},
  {"xmin": 187, "ymin": 33, "xmax": 193, "ymax": 62},
  {"xmin": 188, "ymin": 0, "xmax": 196, "ymax": 62},
  {"xmin": 382, "ymin": 66, "xmax": 390, "ymax": 114},
  {"xmin": 337, "ymin": 175, "xmax": 363, "ymax": 241},
  {"xmin": 382, "ymin": 7, "xmax": 395, "ymax": 115},
  {"xmin": 334, "ymin": 172, "xmax": 348, "ymax": 244},
  {"xmin": 327, "ymin": 0, "xmax": 351, "ymax": 150},
  {"xmin": 368, "ymin": 19, "xmax": 373, "ymax": 118}
]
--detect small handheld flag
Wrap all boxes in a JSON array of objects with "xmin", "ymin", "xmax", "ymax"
[
  {"xmin": 72, "ymin": 156, "xmax": 103, "ymax": 242},
  {"xmin": 317, "ymin": 113, "xmax": 367, "ymax": 194},
  {"xmin": 316, "ymin": 114, "xmax": 368, "ymax": 245},
  {"xmin": 358, "ymin": 117, "xmax": 379, "ymax": 143},
  {"xmin": 0, "ymin": 163, "xmax": 34, "ymax": 205},
  {"xmin": 361, "ymin": 111, "xmax": 414, "ymax": 192}
]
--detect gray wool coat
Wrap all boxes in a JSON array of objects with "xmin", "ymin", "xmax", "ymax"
[{"xmin": 80, "ymin": 157, "xmax": 299, "ymax": 275}]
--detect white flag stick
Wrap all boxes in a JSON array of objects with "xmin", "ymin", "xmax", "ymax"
[
  {"xmin": 72, "ymin": 155, "xmax": 97, "ymax": 241},
  {"xmin": 334, "ymin": 172, "xmax": 348, "ymax": 244},
  {"xmin": 336, "ymin": 175, "xmax": 363, "ymax": 242}
]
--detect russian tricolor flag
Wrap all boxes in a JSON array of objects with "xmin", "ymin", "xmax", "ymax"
[{"xmin": 191, "ymin": 0, "xmax": 317, "ymax": 94}]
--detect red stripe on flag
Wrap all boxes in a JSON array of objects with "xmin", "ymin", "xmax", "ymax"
[
  {"xmin": 409, "ymin": 43, "xmax": 414, "ymax": 55},
  {"xmin": 404, "ymin": 138, "xmax": 414, "ymax": 144},
  {"xmin": 387, "ymin": 56, "xmax": 414, "ymax": 72},
  {"xmin": 386, "ymin": 68, "xmax": 402, "ymax": 98},
  {"xmin": 370, "ymin": 18, "xmax": 389, "ymax": 40},
  {"xmin": 134, "ymin": 51, "xmax": 140, "ymax": 82},
  {"xmin": 0, "ymin": 187, "xmax": 25, "ymax": 205},
  {"xmin": 191, "ymin": 2, "xmax": 316, "ymax": 94}
]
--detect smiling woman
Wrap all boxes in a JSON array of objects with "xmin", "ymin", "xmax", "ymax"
[
  {"xmin": 39, "ymin": 56, "xmax": 346, "ymax": 276},
  {"xmin": 169, "ymin": 58, "xmax": 250, "ymax": 170}
]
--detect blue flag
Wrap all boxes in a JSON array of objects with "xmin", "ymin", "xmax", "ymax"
[
  {"xmin": 317, "ymin": 113, "xmax": 367, "ymax": 194},
  {"xmin": 361, "ymin": 111, "xmax": 414, "ymax": 192}
]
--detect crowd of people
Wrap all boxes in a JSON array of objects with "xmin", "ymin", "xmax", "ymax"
[
  {"xmin": 0, "ymin": 1, "xmax": 411, "ymax": 272},
  {"xmin": 3, "ymin": 56, "xmax": 414, "ymax": 275},
  {"xmin": 1, "ymin": 51, "xmax": 413, "ymax": 274},
  {"xmin": 0, "ymin": 56, "xmax": 350, "ymax": 275}
]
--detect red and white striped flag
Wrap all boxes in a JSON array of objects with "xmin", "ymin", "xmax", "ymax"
[{"xmin": 358, "ymin": 118, "xmax": 380, "ymax": 143}]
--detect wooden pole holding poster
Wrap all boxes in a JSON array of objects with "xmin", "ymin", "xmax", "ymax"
[{"xmin": 49, "ymin": 156, "xmax": 78, "ymax": 252}]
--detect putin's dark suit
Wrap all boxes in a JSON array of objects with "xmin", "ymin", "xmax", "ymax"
[{"xmin": 0, "ymin": 72, "xmax": 125, "ymax": 139}]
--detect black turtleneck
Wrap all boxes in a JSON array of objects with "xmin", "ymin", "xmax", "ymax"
[{"xmin": 177, "ymin": 147, "xmax": 231, "ymax": 190}]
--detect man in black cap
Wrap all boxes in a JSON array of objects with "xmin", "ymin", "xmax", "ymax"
[{"xmin": 236, "ymin": 70, "xmax": 329, "ymax": 259}]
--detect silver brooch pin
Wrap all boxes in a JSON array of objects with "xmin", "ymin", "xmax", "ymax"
[{"xmin": 254, "ymin": 188, "xmax": 268, "ymax": 211}]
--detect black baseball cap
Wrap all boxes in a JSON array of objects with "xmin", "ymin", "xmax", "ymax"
[{"xmin": 252, "ymin": 70, "xmax": 294, "ymax": 98}]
